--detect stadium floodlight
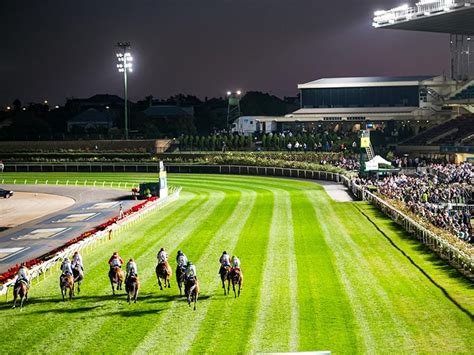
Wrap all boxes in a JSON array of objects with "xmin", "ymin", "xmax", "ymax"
[
  {"xmin": 227, "ymin": 91, "xmax": 232, "ymax": 96},
  {"xmin": 236, "ymin": 90, "xmax": 242, "ymax": 96},
  {"xmin": 116, "ymin": 42, "xmax": 133, "ymax": 140},
  {"xmin": 6, "ymin": 106, "xmax": 11, "ymax": 110}
]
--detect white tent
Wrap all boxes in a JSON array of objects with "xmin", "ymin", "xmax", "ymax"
[{"xmin": 365, "ymin": 155, "xmax": 392, "ymax": 171}]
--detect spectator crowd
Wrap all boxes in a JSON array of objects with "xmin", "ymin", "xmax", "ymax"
[{"xmin": 369, "ymin": 162, "xmax": 473, "ymax": 243}]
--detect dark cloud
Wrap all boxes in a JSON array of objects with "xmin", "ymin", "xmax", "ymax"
[{"xmin": 0, "ymin": 0, "xmax": 449, "ymax": 105}]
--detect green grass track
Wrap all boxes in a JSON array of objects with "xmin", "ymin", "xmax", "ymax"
[{"xmin": 0, "ymin": 173, "xmax": 473, "ymax": 354}]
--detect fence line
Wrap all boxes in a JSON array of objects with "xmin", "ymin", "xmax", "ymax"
[{"xmin": 0, "ymin": 188, "xmax": 181, "ymax": 295}]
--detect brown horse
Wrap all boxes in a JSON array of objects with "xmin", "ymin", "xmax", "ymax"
[
  {"xmin": 185, "ymin": 277, "xmax": 199, "ymax": 311},
  {"xmin": 219, "ymin": 266, "xmax": 231, "ymax": 296},
  {"xmin": 230, "ymin": 268, "xmax": 243, "ymax": 298},
  {"xmin": 176, "ymin": 265, "xmax": 186, "ymax": 296},
  {"xmin": 126, "ymin": 274, "xmax": 140, "ymax": 304},
  {"xmin": 108, "ymin": 266, "xmax": 125, "ymax": 295},
  {"xmin": 72, "ymin": 264, "xmax": 84, "ymax": 294},
  {"xmin": 60, "ymin": 274, "xmax": 75, "ymax": 301},
  {"xmin": 12, "ymin": 280, "xmax": 29, "ymax": 310},
  {"xmin": 155, "ymin": 261, "xmax": 172, "ymax": 290}
]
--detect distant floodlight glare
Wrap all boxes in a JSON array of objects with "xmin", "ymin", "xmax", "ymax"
[
  {"xmin": 237, "ymin": 90, "xmax": 242, "ymax": 95},
  {"xmin": 227, "ymin": 91, "xmax": 232, "ymax": 96}
]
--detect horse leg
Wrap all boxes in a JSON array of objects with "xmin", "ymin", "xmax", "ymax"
[
  {"xmin": 12, "ymin": 293, "xmax": 17, "ymax": 309},
  {"xmin": 238, "ymin": 282, "xmax": 241, "ymax": 297},
  {"xmin": 233, "ymin": 282, "xmax": 237, "ymax": 298},
  {"xmin": 111, "ymin": 281, "xmax": 115, "ymax": 295},
  {"xmin": 20, "ymin": 295, "xmax": 25, "ymax": 311},
  {"xmin": 167, "ymin": 277, "xmax": 171, "ymax": 288},
  {"xmin": 193, "ymin": 292, "xmax": 198, "ymax": 311},
  {"xmin": 158, "ymin": 277, "xmax": 163, "ymax": 290}
]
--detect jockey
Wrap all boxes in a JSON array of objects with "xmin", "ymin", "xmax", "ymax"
[
  {"xmin": 125, "ymin": 258, "xmax": 138, "ymax": 283},
  {"xmin": 157, "ymin": 248, "xmax": 168, "ymax": 264},
  {"xmin": 231, "ymin": 255, "xmax": 241, "ymax": 270},
  {"xmin": 185, "ymin": 261, "xmax": 197, "ymax": 280},
  {"xmin": 71, "ymin": 251, "xmax": 84, "ymax": 271},
  {"xmin": 15, "ymin": 263, "xmax": 30, "ymax": 287},
  {"xmin": 61, "ymin": 258, "xmax": 73, "ymax": 276},
  {"xmin": 176, "ymin": 250, "xmax": 188, "ymax": 268},
  {"xmin": 219, "ymin": 251, "xmax": 231, "ymax": 267},
  {"xmin": 108, "ymin": 252, "xmax": 124, "ymax": 269}
]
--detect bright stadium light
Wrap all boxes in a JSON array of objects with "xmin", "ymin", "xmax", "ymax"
[
  {"xmin": 227, "ymin": 91, "xmax": 232, "ymax": 96},
  {"xmin": 116, "ymin": 42, "xmax": 133, "ymax": 140},
  {"xmin": 236, "ymin": 90, "xmax": 242, "ymax": 96}
]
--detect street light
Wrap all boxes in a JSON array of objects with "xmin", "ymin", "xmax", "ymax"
[{"xmin": 116, "ymin": 42, "xmax": 133, "ymax": 140}]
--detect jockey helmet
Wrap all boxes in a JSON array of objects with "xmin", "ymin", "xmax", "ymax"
[
  {"xmin": 177, "ymin": 250, "xmax": 182, "ymax": 255},
  {"xmin": 129, "ymin": 258, "xmax": 134, "ymax": 261},
  {"xmin": 187, "ymin": 261, "xmax": 192, "ymax": 266},
  {"xmin": 160, "ymin": 247, "xmax": 164, "ymax": 252},
  {"xmin": 113, "ymin": 251, "xmax": 118, "ymax": 256},
  {"xmin": 232, "ymin": 256, "xmax": 236, "ymax": 259},
  {"xmin": 223, "ymin": 251, "xmax": 227, "ymax": 254}
]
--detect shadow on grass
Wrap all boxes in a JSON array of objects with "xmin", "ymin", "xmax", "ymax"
[{"xmin": 354, "ymin": 204, "xmax": 474, "ymax": 320}]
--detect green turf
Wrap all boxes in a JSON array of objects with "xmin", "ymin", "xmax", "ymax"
[{"xmin": 0, "ymin": 173, "xmax": 473, "ymax": 354}]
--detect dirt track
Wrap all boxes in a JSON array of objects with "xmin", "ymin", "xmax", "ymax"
[{"xmin": 0, "ymin": 192, "xmax": 75, "ymax": 229}]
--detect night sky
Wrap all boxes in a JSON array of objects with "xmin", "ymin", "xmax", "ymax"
[{"xmin": 0, "ymin": 0, "xmax": 450, "ymax": 106}]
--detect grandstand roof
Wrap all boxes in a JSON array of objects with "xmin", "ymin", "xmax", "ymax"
[
  {"xmin": 373, "ymin": 2, "xmax": 474, "ymax": 35},
  {"xmin": 298, "ymin": 76, "xmax": 436, "ymax": 89}
]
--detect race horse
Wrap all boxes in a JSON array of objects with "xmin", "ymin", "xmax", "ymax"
[
  {"xmin": 108, "ymin": 266, "xmax": 125, "ymax": 295},
  {"xmin": 185, "ymin": 276, "xmax": 199, "ymax": 311},
  {"xmin": 72, "ymin": 264, "xmax": 84, "ymax": 294},
  {"xmin": 125, "ymin": 274, "xmax": 140, "ymax": 304},
  {"xmin": 219, "ymin": 265, "xmax": 231, "ymax": 296},
  {"xmin": 176, "ymin": 265, "xmax": 186, "ymax": 296},
  {"xmin": 12, "ymin": 280, "xmax": 29, "ymax": 310},
  {"xmin": 155, "ymin": 261, "xmax": 172, "ymax": 290},
  {"xmin": 60, "ymin": 274, "xmax": 75, "ymax": 301},
  {"xmin": 230, "ymin": 268, "xmax": 243, "ymax": 298}
]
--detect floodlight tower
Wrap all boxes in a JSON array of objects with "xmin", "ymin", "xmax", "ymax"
[
  {"xmin": 226, "ymin": 90, "xmax": 242, "ymax": 131},
  {"xmin": 116, "ymin": 42, "xmax": 133, "ymax": 140}
]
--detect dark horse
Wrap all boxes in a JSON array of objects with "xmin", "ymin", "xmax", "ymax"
[
  {"xmin": 125, "ymin": 274, "xmax": 140, "ymax": 304},
  {"xmin": 219, "ymin": 265, "xmax": 231, "ymax": 296},
  {"xmin": 185, "ymin": 276, "xmax": 199, "ymax": 311},
  {"xmin": 60, "ymin": 274, "xmax": 75, "ymax": 301},
  {"xmin": 72, "ymin": 264, "xmax": 84, "ymax": 294},
  {"xmin": 12, "ymin": 280, "xmax": 29, "ymax": 310},
  {"xmin": 108, "ymin": 266, "xmax": 125, "ymax": 295},
  {"xmin": 176, "ymin": 265, "xmax": 186, "ymax": 296},
  {"xmin": 230, "ymin": 268, "xmax": 243, "ymax": 298},
  {"xmin": 155, "ymin": 261, "xmax": 172, "ymax": 290}
]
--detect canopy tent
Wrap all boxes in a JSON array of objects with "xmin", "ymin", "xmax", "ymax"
[{"xmin": 365, "ymin": 155, "xmax": 392, "ymax": 171}]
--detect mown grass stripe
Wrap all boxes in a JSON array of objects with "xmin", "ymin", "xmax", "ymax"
[
  {"xmin": 250, "ymin": 188, "xmax": 299, "ymax": 352},
  {"xmin": 293, "ymin": 191, "xmax": 359, "ymax": 352},
  {"xmin": 190, "ymin": 188, "xmax": 274, "ymax": 354}
]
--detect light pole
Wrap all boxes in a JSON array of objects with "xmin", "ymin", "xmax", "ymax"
[
  {"xmin": 226, "ymin": 90, "xmax": 242, "ymax": 132},
  {"xmin": 116, "ymin": 42, "xmax": 133, "ymax": 140}
]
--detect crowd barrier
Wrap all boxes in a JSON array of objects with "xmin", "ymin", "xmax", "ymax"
[{"xmin": 0, "ymin": 187, "xmax": 181, "ymax": 295}]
